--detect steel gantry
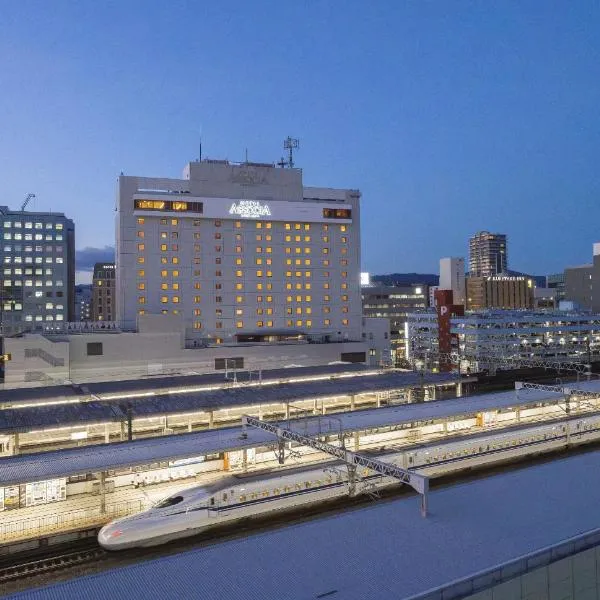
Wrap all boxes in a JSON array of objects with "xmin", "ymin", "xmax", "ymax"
[{"xmin": 241, "ymin": 415, "xmax": 430, "ymax": 516}]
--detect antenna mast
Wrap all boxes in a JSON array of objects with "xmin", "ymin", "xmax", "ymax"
[{"xmin": 282, "ymin": 136, "xmax": 299, "ymax": 168}]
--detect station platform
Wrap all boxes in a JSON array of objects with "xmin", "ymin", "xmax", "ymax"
[{"xmin": 9, "ymin": 447, "xmax": 600, "ymax": 599}]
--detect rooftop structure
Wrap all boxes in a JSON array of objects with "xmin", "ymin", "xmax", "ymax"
[{"xmin": 466, "ymin": 274, "xmax": 535, "ymax": 310}]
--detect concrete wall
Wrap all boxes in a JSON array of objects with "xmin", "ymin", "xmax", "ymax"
[
  {"xmin": 362, "ymin": 316, "xmax": 391, "ymax": 365},
  {"xmin": 564, "ymin": 265, "xmax": 593, "ymax": 310},
  {"xmin": 465, "ymin": 545, "xmax": 600, "ymax": 600},
  {"xmin": 4, "ymin": 330, "xmax": 370, "ymax": 386}
]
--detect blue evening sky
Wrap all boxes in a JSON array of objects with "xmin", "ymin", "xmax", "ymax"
[{"xmin": 1, "ymin": 1, "xmax": 599, "ymax": 281}]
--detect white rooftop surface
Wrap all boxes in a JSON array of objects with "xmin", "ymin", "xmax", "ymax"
[
  {"xmin": 0, "ymin": 384, "xmax": 584, "ymax": 486},
  {"xmin": 11, "ymin": 449, "xmax": 600, "ymax": 600}
]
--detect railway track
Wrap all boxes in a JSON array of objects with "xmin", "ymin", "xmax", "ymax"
[{"xmin": 0, "ymin": 544, "xmax": 107, "ymax": 584}]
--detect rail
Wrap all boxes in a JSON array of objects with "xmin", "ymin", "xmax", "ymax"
[{"xmin": 0, "ymin": 498, "xmax": 147, "ymax": 543}]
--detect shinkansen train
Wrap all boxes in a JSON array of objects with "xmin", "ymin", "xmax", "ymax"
[{"xmin": 99, "ymin": 413, "xmax": 600, "ymax": 550}]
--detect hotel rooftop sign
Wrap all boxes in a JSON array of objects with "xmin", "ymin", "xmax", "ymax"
[{"xmin": 229, "ymin": 200, "xmax": 272, "ymax": 219}]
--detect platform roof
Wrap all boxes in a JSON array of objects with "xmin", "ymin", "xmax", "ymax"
[
  {"xmin": 0, "ymin": 371, "xmax": 459, "ymax": 433},
  {"xmin": 0, "ymin": 384, "xmax": 591, "ymax": 486},
  {"xmin": 0, "ymin": 363, "xmax": 386, "ymax": 405},
  {"xmin": 10, "ymin": 449, "xmax": 600, "ymax": 600}
]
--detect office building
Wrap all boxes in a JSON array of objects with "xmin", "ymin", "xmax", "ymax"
[
  {"xmin": 563, "ymin": 244, "xmax": 600, "ymax": 311},
  {"xmin": 361, "ymin": 284, "xmax": 428, "ymax": 364},
  {"xmin": 466, "ymin": 275, "xmax": 534, "ymax": 310},
  {"xmin": 546, "ymin": 273, "xmax": 566, "ymax": 303},
  {"xmin": 469, "ymin": 231, "xmax": 507, "ymax": 277},
  {"xmin": 439, "ymin": 257, "xmax": 465, "ymax": 305},
  {"xmin": 116, "ymin": 159, "xmax": 362, "ymax": 344},
  {"xmin": 92, "ymin": 262, "xmax": 116, "ymax": 321},
  {"xmin": 0, "ymin": 206, "xmax": 75, "ymax": 336},
  {"xmin": 74, "ymin": 284, "xmax": 92, "ymax": 321}
]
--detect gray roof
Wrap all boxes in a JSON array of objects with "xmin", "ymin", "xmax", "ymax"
[
  {"xmin": 0, "ymin": 385, "xmax": 576, "ymax": 486},
  {"xmin": 0, "ymin": 371, "xmax": 459, "ymax": 433},
  {"xmin": 9, "ymin": 449, "xmax": 600, "ymax": 599},
  {"xmin": 0, "ymin": 363, "xmax": 376, "ymax": 404}
]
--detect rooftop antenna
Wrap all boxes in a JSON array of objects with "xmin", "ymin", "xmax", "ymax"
[
  {"xmin": 199, "ymin": 134, "xmax": 202, "ymax": 162},
  {"xmin": 283, "ymin": 136, "xmax": 299, "ymax": 168}
]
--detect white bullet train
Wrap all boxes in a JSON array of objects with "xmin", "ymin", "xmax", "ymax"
[{"xmin": 99, "ymin": 413, "xmax": 600, "ymax": 550}]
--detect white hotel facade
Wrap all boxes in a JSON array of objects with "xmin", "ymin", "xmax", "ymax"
[{"xmin": 116, "ymin": 160, "xmax": 363, "ymax": 346}]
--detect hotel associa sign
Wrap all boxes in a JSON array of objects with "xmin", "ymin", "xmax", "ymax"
[{"xmin": 229, "ymin": 200, "xmax": 272, "ymax": 219}]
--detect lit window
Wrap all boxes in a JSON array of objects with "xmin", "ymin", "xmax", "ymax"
[
  {"xmin": 306, "ymin": 320, "xmax": 312, "ymax": 327},
  {"xmin": 324, "ymin": 318, "xmax": 331, "ymax": 326},
  {"xmin": 266, "ymin": 247, "xmax": 272, "ymax": 254},
  {"xmin": 236, "ymin": 321, "xmax": 244, "ymax": 328},
  {"xmin": 173, "ymin": 283, "xmax": 179, "ymax": 290},
  {"xmin": 236, "ymin": 270, "xmax": 243, "ymax": 277},
  {"xmin": 235, "ymin": 221, "xmax": 241, "ymax": 228},
  {"xmin": 323, "ymin": 260, "xmax": 330, "ymax": 266},
  {"xmin": 323, "ymin": 248, "xmax": 329, "ymax": 254},
  {"xmin": 160, "ymin": 244, "xmax": 168, "ymax": 251},
  {"xmin": 235, "ymin": 283, "xmax": 244, "ymax": 290},
  {"xmin": 257, "ymin": 320, "xmax": 264, "ymax": 327},
  {"xmin": 236, "ymin": 296, "xmax": 244, "ymax": 303},
  {"xmin": 324, "ymin": 306, "xmax": 331, "ymax": 313},
  {"xmin": 194, "ymin": 282, "xmax": 201, "ymax": 289},
  {"xmin": 305, "ymin": 259, "xmax": 311, "ymax": 266},
  {"xmin": 296, "ymin": 319, "xmax": 302, "ymax": 326},
  {"xmin": 266, "ymin": 271, "xmax": 272, "ymax": 277},
  {"xmin": 137, "ymin": 217, "xmax": 145, "ymax": 225},
  {"xmin": 161, "ymin": 257, "xmax": 168, "ymax": 264},
  {"xmin": 173, "ymin": 296, "xmax": 180, "ymax": 303},
  {"xmin": 137, "ymin": 231, "xmax": 144, "ymax": 238},
  {"xmin": 256, "ymin": 270, "xmax": 263, "ymax": 277},
  {"xmin": 171, "ymin": 218, "xmax": 178, "ymax": 226},
  {"xmin": 172, "ymin": 257, "xmax": 179, "ymax": 264},
  {"xmin": 193, "ymin": 321, "xmax": 202, "ymax": 329},
  {"xmin": 342, "ymin": 319, "xmax": 349, "ymax": 325},
  {"xmin": 256, "ymin": 283, "xmax": 263, "ymax": 290},
  {"xmin": 161, "ymin": 283, "xmax": 168, "ymax": 290},
  {"xmin": 161, "ymin": 296, "xmax": 168, "ymax": 304},
  {"xmin": 137, "ymin": 257, "xmax": 145, "ymax": 264},
  {"xmin": 266, "ymin": 295, "xmax": 272, "ymax": 302},
  {"xmin": 294, "ymin": 224, "xmax": 301, "ymax": 230},
  {"xmin": 324, "ymin": 283, "xmax": 330, "ymax": 289},
  {"xmin": 256, "ymin": 247, "xmax": 262, "ymax": 253},
  {"xmin": 194, "ymin": 296, "xmax": 201, "ymax": 303},
  {"xmin": 137, "ymin": 282, "xmax": 145, "ymax": 290},
  {"xmin": 236, "ymin": 246, "xmax": 243, "ymax": 253},
  {"xmin": 341, "ymin": 283, "xmax": 348, "ymax": 289},
  {"xmin": 265, "ymin": 222, "xmax": 272, "ymax": 229},
  {"xmin": 138, "ymin": 296, "xmax": 146, "ymax": 304},
  {"xmin": 236, "ymin": 258, "xmax": 243, "ymax": 265},
  {"xmin": 256, "ymin": 258, "xmax": 263, "ymax": 265},
  {"xmin": 173, "ymin": 270, "xmax": 179, "ymax": 277}
]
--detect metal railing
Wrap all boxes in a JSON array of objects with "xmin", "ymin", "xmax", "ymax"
[{"xmin": 0, "ymin": 498, "xmax": 147, "ymax": 543}]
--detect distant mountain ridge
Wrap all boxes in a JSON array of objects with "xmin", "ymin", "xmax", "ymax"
[{"xmin": 372, "ymin": 273, "xmax": 440, "ymax": 287}]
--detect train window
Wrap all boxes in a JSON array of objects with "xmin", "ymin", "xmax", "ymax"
[
  {"xmin": 296, "ymin": 483, "xmax": 302, "ymax": 490},
  {"xmin": 223, "ymin": 493, "xmax": 227, "ymax": 501},
  {"xmin": 262, "ymin": 491, "xmax": 268, "ymax": 497},
  {"xmin": 305, "ymin": 482, "xmax": 311, "ymax": 489},
  {"xmin": 239, "ymin": 495, "xmax": 246, "ymax": 502},
  {"xmin": 274, "ymin": 488, "xmax": 280, "ymax": 494},
  {"xmin": 155, "ymin": 495, "xmax": 184, "ymax": 508},
  {"xmin": 210, "ymin": 498, "xmax": 215, "ymax": 506}
]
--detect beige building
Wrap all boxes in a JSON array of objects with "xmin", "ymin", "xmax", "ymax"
[
  {"xmin": 116, "ymin": 159, "xmax": 362, "ymax": 346},
  {"xmin": 466, "ymin": 275, "xmax": 534, "ymax": 310},
  {"xmin": 2, "ymin": 314, "xmax": 381, "ymax": 387},
  {"xmin": 92, "ymin": 262, "xmax": 115, "ymax": 321}
]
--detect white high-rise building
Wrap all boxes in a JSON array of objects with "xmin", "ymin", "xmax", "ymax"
[
  {"xmin": 116, "ymin": 160, "xmax": 362, "ymax": 345},
  {"xmin": 439, "ymin": 257, "xmax": 465, "ymax": 305}
]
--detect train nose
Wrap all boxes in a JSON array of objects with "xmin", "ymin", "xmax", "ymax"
[{"xmin": 98, "ymin": 523, "xmax": 129, "ymax": 550}]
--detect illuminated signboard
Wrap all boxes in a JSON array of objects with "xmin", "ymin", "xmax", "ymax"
[
  {"xmin": 134, "ymin": 199, "xmax": 203, "ymax": 213},
  {"xmin": 229, "ymin": 200, "xmax": 272, "ymax": 219}
]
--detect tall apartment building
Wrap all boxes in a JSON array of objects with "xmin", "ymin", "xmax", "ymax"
[
  {"xmin": 0, "ymin": 206, "xmax": 75, "ymax": 335},
  {"xmin": 469, "ymin": 231, "xmax": 507, "ymax": 277},
  {"xmin": 116, "ymin": 160, "xmax": 362, "ymax": 343},
  {"xmin": 92, "ymin": 262, "xmax": 116, "ymax": 321}
]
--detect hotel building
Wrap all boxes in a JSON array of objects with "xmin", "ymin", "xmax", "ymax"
[{"xmin": 116, "ymin": 160, "xmax": 362, "ymax": 345}]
